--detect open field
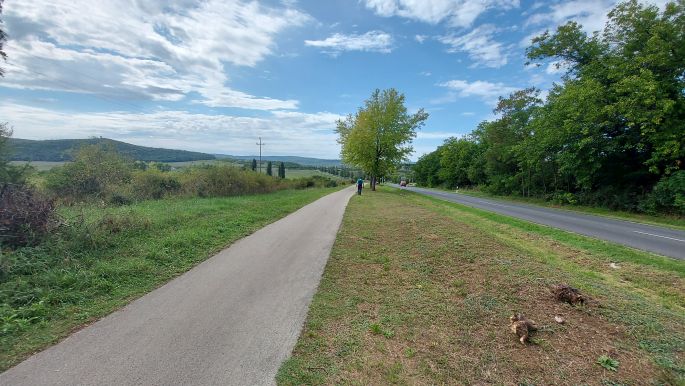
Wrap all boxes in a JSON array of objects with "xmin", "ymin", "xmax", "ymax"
[
  {"xmin": 166, "ymin": 159, "xmax": 224, "ymax": 168},
  {"xmin": 278, "ymin": 187, "xmax": 685, "ymax": 385},
  {"xmin": 0, "ymin": 187, "xmax": 339, "ymax": 371},
  {"xmin": 9, "ymin": 161, "xmax": 67, "ymax": 171},
  {"xmin": 284, "ymin": 169, "xmax": 344, "ymax": 180}
]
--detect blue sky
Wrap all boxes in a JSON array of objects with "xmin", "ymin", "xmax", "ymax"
[{"xmin": 0, "ymin": 0, "xmax": 667, "ymax": 159}]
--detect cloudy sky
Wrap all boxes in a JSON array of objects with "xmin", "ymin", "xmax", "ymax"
[{"xmin": 0, "ymin": 0, "xmax": 667, "ymax": 158}]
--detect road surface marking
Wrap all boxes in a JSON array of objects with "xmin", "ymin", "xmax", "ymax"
[{"xmin": 633, "ymin": 230, "xmax": 685, "ymax": 243}]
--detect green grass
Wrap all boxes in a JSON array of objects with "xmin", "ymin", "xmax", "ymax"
[
  {"xmin": 0, "ymin": 187, "xmax": 338, "ymax": 371},
  {"xmin": 421, "ymin": 185, "xmax": 685, "ymax": 230},
  {"xmin": 278, "ymin": 187, "xmax": 685, "ymax": 385}
]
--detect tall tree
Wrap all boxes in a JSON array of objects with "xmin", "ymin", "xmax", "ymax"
[
  {"xmin": 266, "ymin": 161, "xmax": 272, "ymax": 176},
  {"xmin": 251, "ymin": 158, "xmax": 257, "ymax": 172},
  {"xmin": 0, "ymin": 0, "xmax": 6, "ymax": 77},
  {"xmin": 336, "ymin": 88, "xmax": 428, "ymax": 191},
  {"xmin": 279, "ymin": 162, "xmax": 286, "ymax": 178}
]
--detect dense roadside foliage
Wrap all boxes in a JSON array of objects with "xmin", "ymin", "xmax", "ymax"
[{"xmin": 413, "ymin": 0, "xmax": 685, "ymax": 215}]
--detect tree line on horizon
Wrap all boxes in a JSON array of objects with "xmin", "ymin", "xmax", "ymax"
[{"xmin": 413, "ymin": 0, "xmax": 684, "ymax": 215}]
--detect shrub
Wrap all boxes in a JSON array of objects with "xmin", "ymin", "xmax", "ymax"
[
  {"xmin": 640, "ymin": 171, "xmax": 685, "ymax": 215},
  {"xmin": 179, "ymin": 165, "xmax": 286, "ymax": 197},
  {"xmin": 131, "ymin": 170, "xmax": 181, "ymax": 200},
  {"xmin": 44, "ymin": 144, "xmax": 132, "ymax": 202},
  {"xmin": 548, "ymin": 191, "xmax": 578, "ymax": 206},
  {"xmin": 0, "ymin": 184, "xmax": 58, "ymax": 248}
]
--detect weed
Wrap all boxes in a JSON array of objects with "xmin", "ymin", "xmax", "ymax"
[
  {"xmin": 404, "ymin": 347, "xmax": 416, "ymax": 358},
  {"xmin": 597, "ymin": 355, "xmax": 620, "ymax": 372}
]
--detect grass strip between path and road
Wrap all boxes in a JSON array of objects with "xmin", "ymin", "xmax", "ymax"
[
  {"xmin": 0, "ymin": 187, "xmax": 340, "ymax": 371},
  {"xmin": 426, "ymin": 186, "xmax": 685, "ymax": 231},
  {"xmin": 278, "ymin": 187, "xmax": 685, "ymax": 385}
]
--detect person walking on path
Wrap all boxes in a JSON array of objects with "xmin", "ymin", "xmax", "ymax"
[{"xmin": 356, "ymin": 178, "xmax": 364, "ymax": 195}]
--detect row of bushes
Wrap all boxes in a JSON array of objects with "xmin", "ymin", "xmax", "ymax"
[
  {"xmin": 1, "ymin": 145, "xmax": 339, "ymax": 248},
  {"xmin": 41, "ymin": 145, "xmax": 338, "ymax": 205}
]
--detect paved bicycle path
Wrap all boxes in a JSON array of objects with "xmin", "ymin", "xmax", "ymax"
[{"xmin": 1, "ymin": 187, "xmax": 355, "ymax": 386}]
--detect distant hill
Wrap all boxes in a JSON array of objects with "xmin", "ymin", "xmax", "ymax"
[
  {"xmin": 218, "ymin": 154, "xmax": 341, "ymax": 167},
  {"xmin": 8, "ymin": 138, "xmax": 216, "ymax": 162}
]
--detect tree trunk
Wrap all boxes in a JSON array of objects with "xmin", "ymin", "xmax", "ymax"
[{"xmin": 371, "ymin": 175, "xmax": 377, "ymax": 191}]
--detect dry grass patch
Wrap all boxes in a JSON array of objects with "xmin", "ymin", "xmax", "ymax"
[{"xmin": 277, "ymin": 188, "xmax": 685, "ymax": 385}]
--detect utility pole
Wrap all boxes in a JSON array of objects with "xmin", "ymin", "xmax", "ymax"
[{"xmin": 256, "ymin": 137, "xmax": 266, "ymax": 173}]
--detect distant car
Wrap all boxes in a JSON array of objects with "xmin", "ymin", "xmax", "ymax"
[{"xmin": 400, "ymin": 180, "xmax": 407, "ymax": 187}]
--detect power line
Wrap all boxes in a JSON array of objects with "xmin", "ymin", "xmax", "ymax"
[
  {"xmin": 17, "ymin": 66, "xmax": 154, "ymax": 115},
  {"xmin": 8, "ymin": 53, "xmax": 161, "ymax": 114},
  {"xmin": 256, "ymin": 137, "xmax": 265, "ymax": 174}
]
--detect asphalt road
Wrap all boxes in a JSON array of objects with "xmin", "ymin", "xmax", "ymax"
[
  {"xmin": 1, "ymin": 187, "xmax": 355, "ymax": 386},
  {"xmin": 393, "ymin": 185, "xmax": 685, "ymax": 260}
]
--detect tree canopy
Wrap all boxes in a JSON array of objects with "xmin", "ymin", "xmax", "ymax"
[
  {"xmin": 336, "ymin": 88, "xmax": 428, "ymax": 190},
  {"xmin": 413, "ymin": 0, "xmax": 685, "ymax": 215}
]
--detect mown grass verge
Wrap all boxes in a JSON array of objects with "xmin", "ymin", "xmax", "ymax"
[
  {"xmin": 0, "ymin": 187, "xmax": 339, "ymax": 371},
  {"xmin": 278, "ymin": 187, "xmax": 685, "ymax": 385}
]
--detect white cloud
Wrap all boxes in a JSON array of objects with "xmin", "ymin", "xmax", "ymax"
[
  {"xmin": 0, "ymin": 102, "xmax": 344, "ymax": 157},
  {"xmin": 525, "ymin": 1, "xmax": 672, "ymax": 39},
  {"xmin": 416, "ymin": 131, "xmax": 457, "ymax": 140},
  {"xmin": 2, "ymin": 0, "xmax": 310, "ymax": 110},
  {"xmin": 525, "ymin": 0, "xmax": 613, "ymax": 34},
  {"xmin": 439, "ymin": 24, "xmax": 508, "ymax": 68},
  {"xmin": 363, "ymin": 0, "xmax": 520, "ymax": 28},
  {"xmin": 415, "ymin": 34, "xmax": 427, "ymax": 43},
  {"xmin": 304, "ymin": 31, "xmax": 393, "ymax": 55},
  {"xmin": 420, "ymin": 71, "xmax": 432, "ymax": 76},
  {"xmin": 438, "ymin": 79, "xmax": 518, "ymax": 105}
]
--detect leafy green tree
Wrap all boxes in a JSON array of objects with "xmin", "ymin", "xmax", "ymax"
[
  {"xmin": 251, "ymin": 158, "xmax": 257, "ymax": 172},
  {"xmin": 439, "ymin": 136, "xmax": 480, "ymax": 188},
  {"xmin": 411, "ymin": 1, "xmax": 684, "ymax": 213},
  {"xmin": 279, "ymin": 162, "xmax": 286, "ymax": 178},
  {"xmin": 336, "ymin": 88, "xmax": 428, "ymax": 190},
  {"xmin": 266, "ymin": 161, "xmax": 273, "ymax": 176},
  {"xmin": 413, "ymin": 150, "xmax": 443, "ymax": 187}
]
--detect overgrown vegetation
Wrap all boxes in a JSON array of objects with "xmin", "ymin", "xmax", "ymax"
[
  {"xmin": 0, "ymin": 131, "xmax": 343, "ymax": 370},
  {"xmin": 0, "ymin": 184, "xmax": 57, "ymax": 247},
  {"xmin": 0, "ymin": 187, "xmax": 339, "ymax": 371},
  {"xmin": 278, "ymin": 188, "xmax": 685, "ymax": 385},
  {"xmin": 413, "ymin": 0, "xmax": 685, "ymax": 215},
  {"xmin": 39, "ymin": 144, "xmax": 338, "ymax": 205}
]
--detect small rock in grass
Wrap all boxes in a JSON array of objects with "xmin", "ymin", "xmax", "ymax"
[
  {"xmin": 609, "ymin": 262, "xmax": 620, "ymax": 269},
  {"xmin": 554, "ymin": 315, "xmax": 565, "ymax": 324}
]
